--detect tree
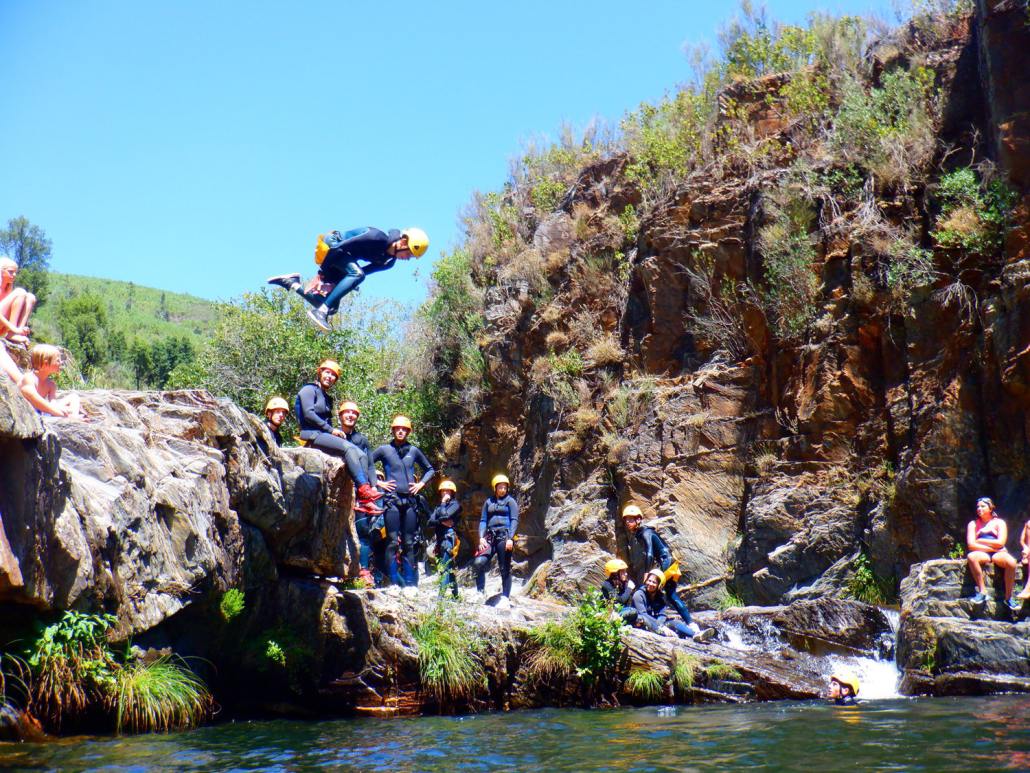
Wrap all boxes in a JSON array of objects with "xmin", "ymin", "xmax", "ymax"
[
  {"xmin": 0, "ymin": 216, "xmax": 52, "ymax": 304},
  {"xmin": 56, "ymin": 293, "xmax": 109, "ymax": 374}
]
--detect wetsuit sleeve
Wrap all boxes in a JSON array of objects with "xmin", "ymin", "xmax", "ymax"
[
  {"xmin": 507, "ymin": 497, "xmax": 520, "ymax": 536},
  {"xmin": 642, "ymin": 529, "xmax": 655, "ymax": 568},
  {"xmin": 618, "ymin": 583, "xmax": 634, "ymax": 606},
  {"xmin": 601, "ymin": 580, "xmax": 615, "ymax": 601},
  {"xmin": 361, "ymin": 256, "xmax": 396, "ymax": 275},
  {"xmin": 479, "ymin": 500, "xmax": 489, "ymax": 539},
  {"xmin": 413, "ymin": 448, "xmax": 435, "ymax": 485},
  {"xmin": 299, "ymin": 385, "xmax": 333, "ymax": 434},
  {"xmin": 440, "ymin": 500, "xmax": 461, "ymax": 520}
]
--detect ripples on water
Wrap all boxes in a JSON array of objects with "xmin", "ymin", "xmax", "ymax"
[{"xmin": 3, "ymin": 696, "xmax": 1030, "ymax": 772}]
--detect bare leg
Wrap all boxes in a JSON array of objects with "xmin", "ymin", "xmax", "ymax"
[
  {"xmin": 993, "ymin": 552, "xmax": 1017, "ymax": 598},
  {"xmin": 0, "ymin": 289, "xmax": 30, "ymax": 341},
  {"xmin": 1019, "ymin": 561, "xmax": 1030, "ymax": 599},
  {"xmin": 12, "ymin": 292, "xmax": 35, "ymax": 329},
  {"xmin": 967, "ymin": 551, "xmax": 989, "ymax": 593}
]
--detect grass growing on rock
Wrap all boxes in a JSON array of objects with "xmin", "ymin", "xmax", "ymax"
[
  {"xmin": 625, "ymin": 668, "xmax": 666, "ymax": 701},
  {"xmin": 704, "ymin": 662, "xmax": 743, "ymax": 681},
  {"xmin": 411, "ymin": 605, "xmax": 485, "ymax": 702},
  {"xmin": 846, "ymin": 552, "xmax": 895, "ymax": 605},
  {"xmin": 114, "ymin": 657, "xmax": 212, "ymax": 734},
  {"xmin": 673, "ymin": 654, "xmax": 700, "ymax": 692},
  {"xmin": 526, "ymin": 619, "xmax": 580, "ymax": 681},
  {"xmin": 219, "ymin": 589, "xmax": 245, "ymax": 622}
]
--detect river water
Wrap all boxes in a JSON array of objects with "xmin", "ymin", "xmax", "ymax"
[{"xmin": 3, "ymin": 696, "xmax": 1030, "ymax": 771}]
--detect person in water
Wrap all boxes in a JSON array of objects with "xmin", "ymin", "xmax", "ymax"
[
  {"xmin": 428, "ymin": 479, "xmax": 461, "ymax": 600},
  {"xmin": 267, "ymin": 227, "xmax": 429, "ymax": 332},
  {"xmin": 966, "ymin": 497, "xmax": 1019, "ymax": 609},
  {"xmin": 600, "ymin": 559, "xmax": 637, "ymax": 625},
  {"xmin": 295, "ymin": 360, "xmax": 383, "ymax": 514},
  {"xmin": 632, "ymin": 569, "xmax": 711, "ymax": 640},
  {"xmin": 19, "ymin": 344, "xmax": 82, "ymax": 419},
  {"xmin": 828, "ymin": 673, "xmax": 859, "ymax": 706},
  {"xmin": 622, "ymin": 504, "xmax": 704, "ymax": 634},
  {"xmin": 263, "ymin": 396, "xmax": 290, "ymax": 446},
  {"xmin": 473, "ymin": 473, "xmax": 519, "ymax": 608},
  {"xmin": 1018, "ymin": 515, "xmax": 1030, "ymax": 602},
  {"xmin": 337, "ymin": 400, "xmax": 382, "ymax": 582},
  {"xmin": 373, "ymin": 415, "xmax": 435, "ymax": 588}
]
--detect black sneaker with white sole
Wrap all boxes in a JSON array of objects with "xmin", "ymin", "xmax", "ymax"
[{"xmin": 266, "ymin": 272, "xmax": 301, "ymax": 291}]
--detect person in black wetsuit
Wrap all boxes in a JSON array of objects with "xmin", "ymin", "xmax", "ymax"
[
  {"xmin": 263, "ymin": 396, "xmax": 290, "ymax": 446},
  {"xmin": 428, "ymin": 480, "xmax": 461, "ymax": 599},
  {"xmin": 372, "ymin": 415, "xmax": 435, "ymax": 587},
  {"xmin": 600, "ymin": 559, "xmax": 637, "ymax": 625},
  {"xmin": 337, "ymin": 399, "xmax": 382, "ymax": 582},
  {"xmin": 622, "ymin": 503, "xmax": 712, "ymax": 640},
  {"xmin": 473, "ymin": 474, "xmax": 519, "ymax": 607},
  {"xmin": 828, "ymin": 673, "xmax": 859, "ymax": 705},
  {"xmin": 632, "ymin": 570, "xmax": 698, "ymax": 639},
  {"xmin": 267, "ymin": 227, "xmax": 429, "ymax": 331}
]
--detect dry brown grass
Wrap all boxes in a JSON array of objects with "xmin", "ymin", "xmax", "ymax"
[
  {"xmin": 552, "ymin": 433, "xmax": 585, "ymax": 456},
  {"xmin": 544, "ymin": 251, "xmax": 570, "ymax": 275},
  {"xmin": 572, "ymin": 408, "xmax": 601, "ymax": 436},
  {"xmin": 604, "ymin": 435, "xmax": 631, "ymax": 466},
  {"xmin": 497, "ymin": 248, "xmax": 550, "ymax": 297},
  {"xmin": 571, "ymin": 202, "xmax": 597, "ymax": 241},
  {"xmin": 540, "ymin": 303, "xmax": 564, "ymax": 325},
  {"xmin": 545, "ymin": 331, "xmax": 570, "ymax": 351},
  {"xmin": 683, "ymin": 411, "xmax": 711, "ymax": 428},
  {"xmin": 530, "ymin": 356, "xmax": 552, "ymax": 385},
  {"xmin": 443, "ymin": 429, "xmax": 463, "ymax": 460},
  {"xmin": 585, "ymin": 335, "xmax": 625, "ymax": 367}
]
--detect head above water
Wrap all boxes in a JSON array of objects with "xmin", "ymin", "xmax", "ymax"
[{"xmin": 829, "ymin": 673, "xmax": 860, "ymax": 698}]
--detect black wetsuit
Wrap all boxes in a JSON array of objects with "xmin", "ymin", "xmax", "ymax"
[
  {"xmin": 345, "ymin": 425, "xmax": 380, "ymax": 575},
  {"xmin": 834, "ymin": 695, "xmax": 857, "ymax": 706},
  {"xmin": 264, "ymin": 420, "xmax": 283, "ymax": 447},
  {"xmin": 306, "ymin": 227, "xmax": 401, "ymax": 312},
  {"xmin": 473, "ymin": 494, "xmax": 520, "ymax": 597},
  {"xmin": 294, "ymin": 384, "xmax": 370, "ymax": 485},
  {"xmin": 601, "ymin": 577, "xmax": 638, "ymax": 624},
  {"xmin": 372, "ymin": 440, "xmax": 435, "ymax": 586},
  {"xmin": 633, "ymin": 525, "xmax": 694, "ymax": 625},
  {"xmin": 631, "ymin": 587, "xmax": 693, "ymax": 638},
  {"xmin": 428, "ymin": 500, "xmax": 461, "ymax": 598}
]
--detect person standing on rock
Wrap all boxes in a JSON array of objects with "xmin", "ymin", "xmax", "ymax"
[
  {"xmin": 296, "ymin": 360, "xmax": 384, "ymax": 515},
  {"xmin": 266, "ymin": 227, "xmax": 429, "ymax": 332},
  {"xmin": 428, "ymin": 480, "xmax": 461, "ymax": 600},
  {"xmin": 601, "ymin": 559, "xmax": 637, "ymax": 625},
  {"xmin": 263, "ymin": 396, "xmax": 290, "ymax": 446},
  {"xmin": 622, "ymin": 504, "xmax": 702, "ymax": 634},
  {"xmin": 966, "ymin": 497, "xmax": 1019, "ymax": 609},
  {"xmin": 373, "ymin": 415, "xmax": 435, "ymax": 588},
  {"xmin": 337, "ymin": 400, "xmax": 383, "ymax": 583},
  {"xmin": 473, "ymin": 474, "xmax": 519, "ymax": 608},
  {"xmin": 632, "ymin": 569, "xmax": 704, "ymax": 639}
]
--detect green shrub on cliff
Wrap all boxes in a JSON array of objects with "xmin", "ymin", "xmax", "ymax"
[
  {"xmin": 846, "ymin": 552, "xmax": 895, "ymax": 605},
  {"xmin": 758, "ymin": 187, "xmax": 820, "ymax": 340},
  {"xmin": 411, "ymin": 605, "xmax": 485, "ymax": 703},
  {"xmin": 219, "ymin": 589, "xmax": 245, "ymax": 623},
  {"xmin": 932, "ymin": 166, "xmax": 1017, "ymax": 255},
  {"xmin": 114, "ymin": 656, "xmax": 212, "ymax": 734}
]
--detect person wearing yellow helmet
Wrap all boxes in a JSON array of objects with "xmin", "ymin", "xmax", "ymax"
[
  {"xmin": 600, "ymin": 558, "xmax": 637, "ymax": 625},
  {"xmin": 427, "ymin": 480, "xmax": 462, "ymax": 599},
  {"xmin": 296, "ymin": 361, "xmax": 384, "ymax": 515},
  {"xmin": 263, "ymin": 396, "xmax": 290, "ymax": 445},
  {"xmin": 266, "ymin": 227, "xmax": 429, "ymax": 332},
  {"xmin": 473, "ymin": 473, "xmax": 520, "ymax": 606},
  {"xmin": 622, "ymin": 503, "xmax": 712, "ymax": 641},
  {"xmin": 828, "ymin": 673, "xmax": 860, "ymax": 705},
  {"xmin": 631, "ymin": 569, "xmax": 710, "ymax": 640},
  {"xmin": 373, "ymin": 415, "xmax": 435, "ymax": 587}
]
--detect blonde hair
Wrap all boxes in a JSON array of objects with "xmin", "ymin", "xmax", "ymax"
[
  {"xmin": 29, "ymin": 344, "xmax": 62, "ymax": 370},
  {"xmin": 0, "ymin": 257, "xmax": 17, "ymax": 271}
]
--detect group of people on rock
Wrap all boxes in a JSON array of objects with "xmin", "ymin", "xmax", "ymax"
[
  {"xmin": 0, "ymin": 256, "xmax": 83, "ymax": 420},
  {"xmin": 965, "ymin": 496, "xmax": 1030, "ymax": 609}
]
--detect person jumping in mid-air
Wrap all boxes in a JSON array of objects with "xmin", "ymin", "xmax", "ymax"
[{"xmin": 267, "ymin": 227, "xmax": 429, "ymax": 331}]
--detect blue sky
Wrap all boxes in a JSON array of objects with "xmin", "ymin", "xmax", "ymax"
[{"xmin": 1, "ymin": 0, "xmax": 896, "ymax": 308}]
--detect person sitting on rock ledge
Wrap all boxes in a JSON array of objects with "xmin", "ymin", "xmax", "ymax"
[
  {"xmin": 1018, "ymin": 515, "xmax": 1030, "ymax": 603},
  {"xmin": 295, "ymin": 360, "xmax": 384, "ymax": 515},
  {"xmin": 600, "ymin": 559, "xmax": 637, "ymax": 625},
  {"xmin": 0, "ymin": 257, "xmax": 36, "ymax": 350},
  {"xmin": 428, "ymin": 480, "xmax": 461, "ymax": 600},
  {"xmin": 966, "ymin": 497, "xmax": 1019, "ymax": 610},
  {"xmin": 19, "ymin": 345, "xmax": 82, "ymax": 419},
  {"xmin": 263, "ymin": 396, "xmax": 290, "ymax": 445},
  {"xmin": 632, "ymin": 569, "xmax": 713, "ymax": 641},
  {"xmin": 828, "ymin": 673, "xmax": 859, "ymax": 706}
]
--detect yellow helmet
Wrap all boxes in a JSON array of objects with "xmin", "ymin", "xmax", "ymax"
[
  {"xmin": 402, "ymin": 227, "xmax": 429, "ymax": 257},
  {"xmin": 438, "ymin": 479, "xmax": 457, "ymax": 493},
  {"xmin": 391, "ymin": 415, "xmax": 413, "ymax": 430},
  {"xmin": 830, "ymin": 673, "xmax": 860, "ymax": 696},
  {"xmin": 491, "ymin": 473, "xmax": 510, "ymax": 490},
  {"xmin": 264, "ymin": 396, "xmax": 289, "ymax": 415},
  {"xmin": 604, "ymin": 558, "xmax": 628, "ymax": 577},
  {"xmin": 317, "ymin": 359, "xmax": 341, "ymax": 377},
  {"xmin": 644, "ymin": 569, "xmax": 666, "ymax": 588},
  {"xmin": 622, "ymin": 504, "xmax": 643, "ymax": 520},
  {"xmin": 338, "ymin": 400, "xmax": 360, "ymax": 416}
]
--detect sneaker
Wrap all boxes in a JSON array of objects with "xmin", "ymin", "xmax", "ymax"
[
  {"xmin": 357, "ymin": 483, "xmax": 384, "ymax": 502},
  {"xmin": 266, "ymin": 272, "xmax": 301, "ymax": 290},
  {"xmin": 353, "ymin": 500, "xmax": 384, "ymax": 515},
  {"xmin": 496, "ymin": 596, "xmax": 511, "ymax": 610},
  {"xmin": 306, "ymin": 306, "xmax": 332, "ymax": 332},
  {"xmin": 1007, "ymin": 596, "xmax": 1022, "ymax": 611},
  {"xmin": 970, "ymin": 591, "xmax": 987, "ymax": 604},
  {"xmin": 692, "ymin": 627, "xmax": 717, "ymax": 644}
]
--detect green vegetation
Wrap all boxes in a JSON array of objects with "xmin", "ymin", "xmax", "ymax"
[
  {"xmin": 673, "ymin": 654, "xmax": 700, "ymax": 692},
  {"xmin": 758, "ymin": 186, "xmax": 820, "ymax": 340},
  {"xmin": 704, "ymin": 661, "xmax": 742, "ymax": 681},
  {"xmin": 114, "ymin": 656, "xmax": 212, "ymax": 734},
  {"xmin": 717, "ymin": 589, "xmax": 746, "ymax": 611},
  {"xmin": 932, "ymin": 166, "xmax": 1017, "ymax": 255},
  {"xmin": 219, "ymin": 589, "xmax": 245, "ymax": 623},
  {"xmin": 846, "ymin": 552, "xmax": 895, "ymax": 605},
  {"xmin": 625, "ymin": 667, "xmax": 665, "ymax": 700},
  {"xmin": 526, "ymin": 619, "xmax": 581, "ymax": 681},
  {"xmin": 0, "ymin": 215, "xmax": 52, "ymax": 303},
  {"xmin": 411, "ymin": 605, "xmax": 485, "ymax": 702},
  {"xmin": 947, "ymin": 543, "xmax": 966, "ymax": 560}
]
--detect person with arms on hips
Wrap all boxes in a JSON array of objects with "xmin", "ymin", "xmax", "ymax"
[
  {"xmin": 372, "ymin": 415, "xmax": 435, "ymax": 588},
  {"xmin": 263, "ymin": 396, "xmax": 290, "ymax": 446},
  {"xmin": 473, "ymin": 474, "xmax": 519, "ymax": 608},
  {"xmin": 295, "ymin": 360, "xmax": 383, "ymax": 515},
  {"xmin": 267, "ymin": 227, "xmax": 429, "ymax": 332},
  {"xmin": 428, "ymin": 480, "xmax": 462, "ymax": 600},
  {"xmin": 600, "ymin": 559, "xmax": 637, "ymax": 625},
  {"xmin": 966, "ymin": 496, "xmax": 1019, "ymax": 609}
]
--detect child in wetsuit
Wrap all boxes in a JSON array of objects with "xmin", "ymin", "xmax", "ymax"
[
  {"xmin": 428, "ymin": 480, "xmax": 461, "ymax": 599},
  {"xmin": 19, "ymin": 344, "xmax": 82, "ymax": 419}
]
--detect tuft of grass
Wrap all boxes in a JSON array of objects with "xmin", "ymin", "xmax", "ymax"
[
  {"xmin": 625, "ymin": 667, "xmax": 665, "ymax": 700},
  {"xmin": 704, "ymin": 661, "xmax": 742, "ymax": 681},
  {"xmin": 717, "ymin": 590, "xmax": 746, "ymax": 611},
  {"xmin": 114, "ymin": 657, "xmax": 212, "ymax": 734},
  {"xmin": 673, "ymin": 654, "xmax": 700, "ymax": 692},
  {"xmin": 604, "ymin": 436, "xmax": 631, "ymax": 466},
  {"xmin": 219, "ymin": 589, "xmax": 245, "ymax": 623},
  {"xmin": 411, "ymin": 606, "xmax": 485, "ymax": 702},
  {"xmin": 585, "ymin": 335, "xmax": 625, "ymax": 368},
  {"xmin": 552, "ymin": 433, "xmax": 585, "ymax": 456},
  {"xmin": 443, "ymin": 429, "xmax": 463, "ymax": 459},
  {"xmin": 571, "ymin": 408, "xmax": 601, "ymax": 436},
  {"xmin": 526, "ymin": 619, "xmax": 580, "ymax": 681},
  {"xmin": 545, "ymin": 330, "xmax": 570, "ymax": 351}
]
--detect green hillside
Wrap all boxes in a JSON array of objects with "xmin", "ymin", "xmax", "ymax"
[{"xmin": 33, "ymin": 272, "xmax": 218, "ymax": 345}]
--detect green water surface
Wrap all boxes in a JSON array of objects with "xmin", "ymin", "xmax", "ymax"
[{"xmin": 2, "ymin": 696, "xmax": 1029, "ymax": 771}]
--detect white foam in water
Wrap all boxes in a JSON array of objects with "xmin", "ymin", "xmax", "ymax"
[
  {"xmin": 826, "ymin": 654, "xmax": 901, "ymax": 700},
  {"xmin": 722, "ymin": 622, "xmax": 753, "ymax": 651}
]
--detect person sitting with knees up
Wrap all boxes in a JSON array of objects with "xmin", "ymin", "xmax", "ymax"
[
  {"xmin": 601, "ymin": 559, "xmax": 637, "ymax": 625},
  {"xmin": 263, "ymin": 396, "xmax": 290, "ymax": 446},
  {"xmin": 267, "ymin": 227, "xmax": 429, "ymax": 332},
  {"xmin": 966, "ymin": 496, "xmax": 1019, "ymax": 610},
  {"xmin": 1017, "ymin": 515, "xmax": 1030, "ymax": 603},
  {"xmin": 428, "ymin": 480, "xmax": 462, "ymax": 600},
  {"xmin": 19, "ymin": 344, "xmax": 82, "ymax": 419},
  {"xmin": 632, "ymin": 569, "xmax": 703, "ymax": 640},
  {"xmin": 473, "ymin": 473, "xmax": 519, "ymax": 608},
  {"xmin": 0, "ymin": 256, "xmax": 36, "ymax": 349},
  {"xmin": 295, "ymin": 360, "xmax": 384, "ymax": 515},
  {"xmin": 828, "ymin": 673, "xmax": 860, "ymax": 706}
]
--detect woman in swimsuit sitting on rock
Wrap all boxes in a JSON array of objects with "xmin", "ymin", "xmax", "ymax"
[{"xmin": 966, "ymin": 496, "xmax": 1019, "ymax": 610}]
